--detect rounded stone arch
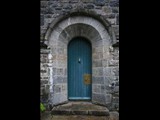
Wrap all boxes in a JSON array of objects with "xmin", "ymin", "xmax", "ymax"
[
  {"xmin": 47, "ymin": 10, "xmax": 114, "ymax": 106},
  {"xmin": 44, "ymin": 10, "xmax": 116, "ymax": 45}
]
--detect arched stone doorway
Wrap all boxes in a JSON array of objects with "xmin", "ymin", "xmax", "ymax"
[{"xmin": 45, "ymin": 12, "xmax": 115, "ymax": 106}]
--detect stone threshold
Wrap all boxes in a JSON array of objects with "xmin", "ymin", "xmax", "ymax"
[{"xmin": 51, "ymin": 102, "xmax": 109, "ymax": 116}]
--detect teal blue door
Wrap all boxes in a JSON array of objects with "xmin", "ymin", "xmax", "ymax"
[{"xmin": 68, "ymin": 37, "xmax": 92, "ymax": 100}]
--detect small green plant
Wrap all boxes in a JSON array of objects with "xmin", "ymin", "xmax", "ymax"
[{"xmin": 40, "ymin": 103, "xmax": 46, "ymax": 112}]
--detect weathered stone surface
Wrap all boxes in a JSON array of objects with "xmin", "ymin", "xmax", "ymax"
[
  {"xmin": 54, "ymin": 76, "xmax": 67, "ymax": 84},
  {"xmin": 112, "ymin": 97, "xmax": 119, "ymax": 103},
  {"xmin": 92, "ymin": 93, "xmax": 106, "ymax": 105},
  {"xmin": 92, "ymin": 76, "xmax": 104, "ymax": 84},
  {"xmin": 104, "ymin": 67, "xmax": 111, "ymax": 76},
  {"xmin": 41, "ymin": 80, "xmax": 49, "ymax": 85},
  {"xmin": 63, "ymin": 4, "xmax": 73, "ymax": 9},
  {"xmin": 102, "ymin": 6, "xmax": 112, "ymax": 14},
  {"xmin": 82, "ymin": 0, "xmax": 94, "ymax": 3},
  {"xmin": 41, "ymin": 1, "xmax": 48, "ymax": 8},
  {"xmin": 93, "ymin": 84, "xmax": 101, "ymax": 93},
  {"xmin": 62, "ymin": 84, "xmax": 67, "ymax": 91},
  {"xmin": 55, "ymin": 7, "xmax": 62, "ymax": 10},
  {"xmin": 53, "ymin": 85, "xmax": 61, "ymax": 93},
  {"xmin": 85, "ymin": 3, "xmax": 95, "ymax": 9},
  {"xmin": 95, "ymin": 0, "xmax": 106, "ymax": 6},
  {"xmin": 111, "ymin": 67, "xmax": 119, "ymax": 76},
  {"xmin": 106, "ymin": 94, "xmax": 112, "ymax": 103},
  {"xmin": 88, "ymin": 110, "xmax": 109, "ymax": 116},
  {"xmin": 56, "ymin": 68, "xmax": 64, "ymax": 75},
  {"xmin": 110, "ymin": 103, "xmax": 119, "ymax": 111},
  {"xmin": 93, "ymin": 60, "xmax": 102, "ymax": 67},
  {"xmin": 51, "ymin": 102, "xmax": 109, "ymax": 116},
  {"xmin": 112, "ymin": 25, "xmax": 119, "ymax": 36},
  {"xmin": 112, "ymin": 7, "xmax": 119, "ymax": 13},
  {"xmin": 108, "ymin": 60, "xmax": 119, "ymax": 66},
  {"xmin": 106, "ymin": 14, "xmax": 115, "ymax": 19},
  {"xmin": 116, "ymin": 14, "xmax": 119, "ymax": 25},
  {"xmin": 109, "ymin": 111, "xmax": 119, "ymax": 120},
  {"xmin": 113, "ymin": 86, "xmax": 119, "ymax": 92},
  {"xmin": 41, "ymin": 8, "xmax": 48, "ymax": 14},
  {"xmin": 109, "ymin": 0, "xmax": 119, "ymax": 7},
  {"xmin": 41, "ymin": 15, "xmax": 44, "ymax": 26},
  {"xmin": 93, "ymin": 68, "xmax": 103, "ymax": 76}
]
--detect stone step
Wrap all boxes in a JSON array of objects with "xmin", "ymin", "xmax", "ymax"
[{"xmin": 51, "ymin": 102, "xmax": 109, "ymax": 116}]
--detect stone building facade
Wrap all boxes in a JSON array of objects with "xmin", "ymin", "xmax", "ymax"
[{"xmin": 40, "ymin": 0, "xmax": 119, "ymax": 111}]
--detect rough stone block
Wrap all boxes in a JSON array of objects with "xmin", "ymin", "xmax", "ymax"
[
  {"xmin": 85, "ymin": 3, "xmax": 95, "ymax": 9},
  {"xmin": 92, "ymin": 93, "xmax": 106, "ymax": 105},
  {"xmin": 92, "ymin": 76, "xmax": 104, "ymax": 84},
  {"xmin": 41, "ymin": 1, "xmax": 48, "ymax": 8},
  {"xmin": 54, "ymin": 76, "xmax": 67, "ymax": 84},
  {"xmin": 108, "ymin": 60, "xmax": 119, "ymax": 66},
  {"xmin": 106, "ymin": 14, "xmax": 115, "ymax": 19},
  {"xmin": 41, "ymin": 80, "xmax": 49, "ymax": 85},
  {"xmin": 107, "ymin": 18, "xmax": 116, "ymax": 25},
  {"xmin": 102, "ymin": 6, "xmax": 112, "ymax": 14},
  {"xmin": 106, "ymin": 94, "xmax": 112, "ymax": 103},
  {"xmin": 93, "ymin": 60, "xmax": 102, "ymax": 67},
  {"xmin": 111, "ymin": 67, "xmax": 119, "ymax": 76},
  {"xmin": 52, "ymin": 94, "xmax": 61, "ymax": 104},
  {"xmin": 95, "ymin": 0, "xmax": 106, "ymax": 6},
  {"xmin": 112, "ymin": 97, "xmax": 119, "ymax": 103},
  {"xmin": 63, "ymin": 4, "xmax": 73, "ymax": 9},
  {"xmin": 88, "ymin": 110, "xmax": 109, "ymax": 116},
  {"xmin": 52, "ymin": 68, "xmax": 56, "ymax": 76},
  {"xmin": 93, "ymin": 84, "xmax": 101, "ymax": 93},
  {"xmin": 41, "ymin": 15, "xmax": 44, "ymax": 26},
  {"xmin": 53, "ymin": 85, "xmax": 61, "ymax": 93},
  {"xmin": 56, "ymin": 68, "xmax": 64, "ymax": 75},
  {"xmin": 112, "ymin": 25, "xmax": 119, "ymax": 36},
  {"xmin": 104, "ymin": 68, "xmax": 111, "ymax": 76},
  {"xmin": 109, "ymin": 111, "xmax": 119, "ymax": 120},
  {"xmin": 55, "ymin": 7, "xmax": 62, "ymax": 10},
  {"xmin": 102, "ymin": 60, "xmax": 108, "ymax": 67},
  {"xmin": 100, "ymin": 85, "xmax": 106, "ymax": 93},
  {"xmin": 116, "ymin": 14, "xmax": 119, "ymax": 25},
  {"xmin": 112, "ymin": 7, "xmax": 119, "ymax": 13},
  {"xmin": 41, "ymin": 8, "xmax": 48, "ymax": 14},
  {"xmin": 93, "ymin": 68, "xmax": 103, "ymax": 76},
  {"xmin": 60, "ymin": 94, "xmax": 67, "ymax": 102},
  {"xmin": 92, "ymin": 53, "xmax": 103, "ymax": 59},
  {"xmin": 62, "ymin": 84, "xmax": 67, "ymax": 92},
  {"xmin": 57, "ymin": 60, "xmax": 66, "ymax": 67},
  {"xmin": 105, "ymin": 76, "xmax": 118, "ymax": 84},
  {"xmin": 109, "ymin": 0, "xmax": 119, "ymax": 7},
  {"xmin": 110, "ymin": 103, "xmax": 119, "ymax": 111},
  {"xmin": 82, "ymin": 0, "xmax": 94, "ymax": 3},
  {"xmin": 57, "ymin": 48, "xmax": 65, "ymax": 54},
  {"xmin": 113, "ymin": 86, "xmax": 119, "ymax": 92}
]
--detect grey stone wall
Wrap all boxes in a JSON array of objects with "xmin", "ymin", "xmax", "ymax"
[
  {"xmin": 40, "ymin": 0, "xmax": 119, "ymax": 111},
  {"xmin": 40, "ymin": 49, "xmax": 50, "ymax": 106}
]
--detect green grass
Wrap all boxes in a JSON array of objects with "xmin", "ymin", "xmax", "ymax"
[{"xmin": 40, "ymin": 103, "xmax": 46, "ymax": 112}]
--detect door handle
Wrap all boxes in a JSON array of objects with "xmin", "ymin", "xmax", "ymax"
[{"xmin": 78, "ymin": 58, "xmax": 81, "ymax": 63}]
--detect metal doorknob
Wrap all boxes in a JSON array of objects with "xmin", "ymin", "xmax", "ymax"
[{"xmin": 78, "ymin": 58, "xmax": 81, "ymax": 63}]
